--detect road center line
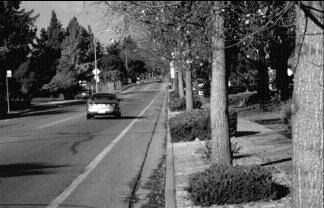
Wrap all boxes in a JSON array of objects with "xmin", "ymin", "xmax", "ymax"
[
  {"xmin": 46, "ymin": 91, "xmax": 163, "ymax": 208},
  {"xmin": 37, "ymin": 114, "xmax": 84, "ymax": 129}
]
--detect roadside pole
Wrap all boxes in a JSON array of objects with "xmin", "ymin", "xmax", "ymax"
[{"xmin": 6, "ymin": 70, "xmax": 11, "ymax": 113}]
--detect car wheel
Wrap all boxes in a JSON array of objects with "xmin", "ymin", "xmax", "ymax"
[
  {"xmin": 86, "ymin": 114, "xmax": 92, "ymax": 120},
  {"xmin": 115, "ymin": 112, "xmax": 121, "ymax": 118}
]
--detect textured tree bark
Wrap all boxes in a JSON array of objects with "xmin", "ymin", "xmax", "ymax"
[
  {"xmin": 292, "ymin": 2, "xmax": 324, "ymax": 208},
  {"xmin": 174, "ymin": 70, "xmax": 178, "ymax": 95},
  {"xmin": 210, "ymin": 1, "xmax": 232, "ymax": 165},
  {"xmin": 185, "ymin": 67, "xmax": 193, "ymax": 110},
  {"xmin": 178, "ymin": 68, "xmax": 184, "ymax": 98}
]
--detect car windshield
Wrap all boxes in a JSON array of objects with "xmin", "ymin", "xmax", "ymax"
[{"xmin": 91, "ymin": 94, "xmax": 116, "ymax": 101}]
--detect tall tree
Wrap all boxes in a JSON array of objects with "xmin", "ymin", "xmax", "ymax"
[
  {"xmin": 38, "ymin": 10, "xmax": 65, "ymax": 88},
  {"xmin": 100, "ymin": 54, "xmax": 125, "ymax": 82},
  {"xmin": 210, "ymin": 1, "xmax": 232, "ymax": 165},
  {"xmin": 0, "ymin": 1, "xmax": 38, "ymax": 113},
  {"xmin": 292, "ymin": 1, "xmax": 323, "ymax": 207},
  {"xmin": 48, "ymin": 17, "xmax": 94, "ymax": 98}
]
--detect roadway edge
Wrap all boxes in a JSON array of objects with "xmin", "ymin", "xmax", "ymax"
[{"xmin": 165, "ymin": 89, "xmax": 177, "ymax": 208}]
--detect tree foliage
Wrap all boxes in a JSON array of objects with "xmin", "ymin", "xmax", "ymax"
[
  {"xmin": 47, "ymin": 17, "xmax": 95, "ymax": 96},
  {"xmin": 0, "ymin": 1, "xmax": 38, "ymax": 113}
]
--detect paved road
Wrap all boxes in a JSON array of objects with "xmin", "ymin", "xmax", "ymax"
[{"xmin": 0, "ymin": 82, "xmax": 167, "ymax": 208}]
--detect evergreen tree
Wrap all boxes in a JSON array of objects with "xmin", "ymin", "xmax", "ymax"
[
  {"xmin": 0, "ymin": 1, "xmax": 38, "ymax": 115},
  {"xmin": 48, "ymin": 17, "xmax": 95, "ymax": 98}
]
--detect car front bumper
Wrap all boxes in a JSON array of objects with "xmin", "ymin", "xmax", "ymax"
[{"xmin": 87, "ymin": 104, "xmax": 119, "ymax": 115}]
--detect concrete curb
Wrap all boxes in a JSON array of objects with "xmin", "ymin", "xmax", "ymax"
[{"xmin": 165, "ymin": 90, "xmax": 177, "ymax": 208}]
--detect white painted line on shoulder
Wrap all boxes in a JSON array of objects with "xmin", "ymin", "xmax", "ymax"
[{"xmin": 46, "ymin": 91, "xmax": 162, "ymax": 208}]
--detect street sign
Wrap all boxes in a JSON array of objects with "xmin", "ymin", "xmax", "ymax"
[
  {"xmin": 92, "ymin": 68, "xmax": 100, "ymax": 75},
  {"xmin": 6, "ymin": 70, "xmax": 12, "ymax": 78}
]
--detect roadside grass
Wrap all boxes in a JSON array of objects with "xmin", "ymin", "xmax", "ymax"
[{"xmin": 140, "ymin": 140, "xmax": 167, "ymax": 208}]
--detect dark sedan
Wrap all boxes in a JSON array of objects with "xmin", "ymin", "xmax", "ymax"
[{"xmin": 86, "ymin": 93, "xmax": 121, "ymax": 119}]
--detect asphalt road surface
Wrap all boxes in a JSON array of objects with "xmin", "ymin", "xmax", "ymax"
[{"xmin": 0, "ymin": 82, "xmax": 167, "ymax": 208}]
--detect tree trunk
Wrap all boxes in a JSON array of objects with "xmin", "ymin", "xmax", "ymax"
[
  {"xmin": 257, "ymin": 54, "xmax": 270, "ymax": 104},
  {"xmin": 178, "ymin": 68, "xmax": 184, "ymax": 98},
  {"xmin": 185, "ymin": 67, "xmax": 193, "ymax": 110},
  {"xmin": 210, "ymin": 2, "xmax": 232, "ymax": 165},
  {"xmin": 174, "ymin": 70, "xmax": 178, "ymax": 95},
  {"xmin": 292, "ymin": 2, "xmax": 324, "ymax": 208}
]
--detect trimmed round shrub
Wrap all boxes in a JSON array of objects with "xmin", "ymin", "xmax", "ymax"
[{"xmin": 188, "ymin": 164, "xmax": 273, "ymax": 206}]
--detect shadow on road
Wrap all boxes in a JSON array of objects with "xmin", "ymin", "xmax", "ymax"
[{"xmin": 0, "ymin": 163, "xmax": 68, "ymax": 178}]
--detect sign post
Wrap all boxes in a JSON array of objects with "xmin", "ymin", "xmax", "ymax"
[
  {"xmin": 92, "ymin": 68, "xmax": 100, "ymax": 92},
  {"xmin": 6, "ymin": 70, "xmax": 11, "ymax": 113}
]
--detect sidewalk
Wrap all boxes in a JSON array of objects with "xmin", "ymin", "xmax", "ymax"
[{"xmin": 165, "ymin": 95, "xmax": 292, "ymax": 208}]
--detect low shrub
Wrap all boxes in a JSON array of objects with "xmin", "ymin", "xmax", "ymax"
[
  {"xmin": 169, "ymin": 97, "xmax": 186, "ymax": 112},
  {"xmin": 169, "ymin": 109, "xmax": 210, "ymax": 142},
  {"xmin": 169, "ymin": 91, "xmax": 202, "ymax": 112},
  {"xmin": 188, "ymin": 164, "xmax": 273, "ymax": 206},
  {"xmin": 169, "ymin": 90, "xmax": 179, "ymax": 101},
  {"xmin": 169, "ymin": 109, "xmax": 237, "ymax": 142},
  {"xmin": 202, "ymin": 81, "xmax": 210, "ymax": 98}
]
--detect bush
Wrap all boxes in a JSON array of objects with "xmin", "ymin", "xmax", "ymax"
[
  {"xmin": 169, "ymin": 97, "xmax": 186, "ymax": 112},
  {"xmin": 169, "ymin": 90, "xmax": 179, "ymax": 101},
  {"xmin": 188, "ymin": 164, "xmax": 273, "ymax": 206},
  {"xmin": 0, "ymin": 96, "xmax": 7, "ymax": 118},
  {"xmin": 169, "ymin": 91, "xmax": 202, "ymax": 112},
  {"xmin": 169, "ymin": 109, "xmax": 237, "ymax": 142},
  {"xmin": 169, "ymin": 109, "xmax": 210, "ymax": 142},
  {"xmin": 202, "ymin": 81, "xmax": 210, "ymax": 98}
]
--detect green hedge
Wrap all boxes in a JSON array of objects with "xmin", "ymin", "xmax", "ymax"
[
  {"xmin": 188, "ymin": 164, "xmax": 273, "ymax": 206},
  {"xmin": 169, "ymin": 109, "xmax": 237, "ymax": 142},
  {"xmin": 169, "ymin": 91, "xmax": 202, "ymax": 112}
]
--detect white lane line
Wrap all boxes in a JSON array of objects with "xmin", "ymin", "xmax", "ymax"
[
  {"xmin": 37, "ymin": 114, "xmax": 84, "ymax": 129},
  {"xmin": 46, "ymin": 91, "xmax": 163, "ymax": 208}
]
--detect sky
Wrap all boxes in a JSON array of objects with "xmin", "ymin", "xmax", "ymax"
[{"xmin": 21, "ymin": 1, "xmax": 122, "ymax": 45}]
